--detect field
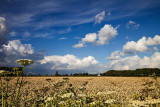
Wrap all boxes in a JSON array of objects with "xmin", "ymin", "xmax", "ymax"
[{"xmin": 1, "ymin": 76, "xmax": 160, "ymax": 106}]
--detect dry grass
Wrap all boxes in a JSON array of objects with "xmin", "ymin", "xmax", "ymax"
[{"xmin": 1, "ymin": 76, "xmax": 160, "ymax": 106}]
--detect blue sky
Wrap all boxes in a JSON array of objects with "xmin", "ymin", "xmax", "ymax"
[{"xmin": 0, "ymin": 0, "xmax": 160, "ymax": 74}]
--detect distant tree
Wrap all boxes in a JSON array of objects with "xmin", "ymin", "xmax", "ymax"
[{"xmin": 55, "ymin": 71, "xmax": 59, "ymax": 76}]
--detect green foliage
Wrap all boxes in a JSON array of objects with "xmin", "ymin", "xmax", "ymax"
[
  {"xmin": 102, "ymin": 68, "xmax": 160, "ymax": 77},
  {"xmin": 0, "ymin": 59, "xmax": 34, "ymax": 107},
  {"xmin": 55, "ymin": 71, "xmax": 59, "ymax": 76}
]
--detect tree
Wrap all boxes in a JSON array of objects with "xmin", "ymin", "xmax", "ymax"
[{"xmin": 55, "ymin": 71, "xmax": 59, "ymax": 76}]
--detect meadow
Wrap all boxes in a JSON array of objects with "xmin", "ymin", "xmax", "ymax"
[{"xmin": 1, "ymin": 76, "xmax": 160, "ymax": 107}]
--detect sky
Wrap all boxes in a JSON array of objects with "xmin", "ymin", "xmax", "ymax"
[{"xmin": 0, "ymin": 0, "xmax": 160, "ymax": 74}]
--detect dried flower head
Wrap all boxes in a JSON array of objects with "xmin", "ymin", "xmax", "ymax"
[{"xmin": 16, "ymin": 59, "xmax": 34, "ymax": 67}]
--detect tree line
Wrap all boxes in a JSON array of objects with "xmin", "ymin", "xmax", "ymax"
[{"xmin": 101, "ymin": 68, "xmax": 160, "ymax": 77}]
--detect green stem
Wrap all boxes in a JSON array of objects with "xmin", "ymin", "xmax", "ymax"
[
  {"xmin": 11, "ymin": 70, "xmax": 21, "ymax": 104},
  {"xmin": 6, "ymin": 81, "xmax": 8, "ymax": 96},
  {"xmin": 16, "ymin": 66, "xmax": 25, "ymax": 101}
]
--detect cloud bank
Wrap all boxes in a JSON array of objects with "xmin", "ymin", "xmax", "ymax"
[
  {"xmin": 40, "ymin": 54, "xmax": 99, "ymax": 70},
  {"xmin": 123, "ymin": 35, "xmax": 160, "ymax": 54},
  {"xmin": 109, "ymin": 52, "xmax": 160, "ymax": 70}
]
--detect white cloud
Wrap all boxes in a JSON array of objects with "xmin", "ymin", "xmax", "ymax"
[
  {"xmin": 107, "ymin": 51, "xmax": 122, "ymax": 60},
  {"xmin": 73, "ymin": 42, "xmax": 85, "ymax": 48},
  {"xmin": 34, "ymin": 33, "xmax": 53, "ymax": 39},
  {"xmin": 73, "ymin": 24, "xmax": 118, "ymax": 48},
  {"xmin": 40, "ymin": 54, "xmax": 99, "ymax": 70},
  {"xmin": 82, "ymin": 33, "xmax": 97, "ymax": 43},
  {"xmin": 153, "ymin": 47, "xmax": 158, "ymax": 51},
  {"xmin": 96, "ymin": 24, "xmax": 118, "ymax": 45},
  {"xmin": 59, "ymin": 37, "xmax": 68, "ymax": 40},
  {"xmin": 109, "ymin": 52, "xmax": 160, "ymax": 70},
  {"xmin": 2, "ymin": 40, "xmax": 34, "ymax": 56},
  {"xmin": 95, "ymin": 11, "xmax": 105, "ymax": 24},
  {"xmin": 0, "ymin": 39, "xmax": 44, "ymax": 68},
  {"xmin": 126, "ymin": 21, "xmax": 140, "ymax": 29},
  {"xmin": 123, "ymin": 35, "xmax": 160, "ymax": 54}
]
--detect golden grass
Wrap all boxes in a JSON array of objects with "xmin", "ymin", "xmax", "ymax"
[{"xmin": 2, "ymin": 76, "xmax": 160, "ymax": 106}]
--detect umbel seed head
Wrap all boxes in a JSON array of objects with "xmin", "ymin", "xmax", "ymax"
[{"xmin": 16, "ymin": 59, "xmax": 34, "ymax": 67}]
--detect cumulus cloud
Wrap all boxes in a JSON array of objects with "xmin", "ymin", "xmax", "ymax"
[
  {"xmin": 0, "ymin": 39, "xmax": 44, "ymax": 67},
  {"xmin": 109, "ymin": 52, "xmax": 160, "ymax": 70},
  {"xmin": 123, "ymin": 35, "xmax": 160, "ymax": 54},
  {"xmin": 73, "ymin": 24, "xmax": 118, "ymax": 48},
  {"xmin": 73, "ymin": 42, "xmax": 85, "ymax": 48},
  {"xmin": 126, "ymin": 21, "xmax": 140, "ymax": 29},
  {"xmin": 82, "ymin": 33, "xmax": 97, "ymax": 43},
  {"xmin": 2, "ymin": 40, "xmax": 34, "ymax": 56},
  {"xmin": 107, "ymin": 51, "xmax": 122, "ymax": 60},
  {"xmin": 40, "ymin": 54, "xmax": 99, "ymax": 70},
  {"xmin": 96, "ymin": 24, "xmax": 118, "ymax": 45},
  {"xmin": 95, "ymin": 11, "xmax": 105, "ymax": 24}
]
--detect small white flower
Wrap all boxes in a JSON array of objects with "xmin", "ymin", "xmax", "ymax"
[
  {"xmin": 90, "ymin": 101, "xmax": 96, "ymax": 105},
  {"xmin": 97, "ymin": 92, "xmax": 107, "ymax": 96},
  {"xmin": 77, "ymin": 94, "xmax": 86, "ymax": 97},
  {"xmin": 58, "ymin": 101, "xmax": 66, "ymax": 105},
  {"xmin": 45, "ymin": 97, "xmax": 53, "ymax": 102},
  {"xmin": 105, "ymin": 99, "xmax": 115, "ymax": 104},
  {"xmin": 61, "ymin": 92, "xmax": 74, "ymax": 98},
  {"xmin": 107, "ymin": 91, "xmax": 116, "ymax": 95},
  {"xmin": 0, "ymin": 70, "xmax": 6, "ymax": 74}
]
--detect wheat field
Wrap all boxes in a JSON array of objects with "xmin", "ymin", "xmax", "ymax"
[{"xmin": 1, "ymin": 76, "xmax": 160, "ymax": 106}]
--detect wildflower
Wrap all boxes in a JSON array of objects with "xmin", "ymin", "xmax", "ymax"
[
  {"xmin": 146, "ymin": 99, "xmax": 160, "ymax": 105},
  {"xmin": 129, "ymin": 100, "xmax": 148, "ymax": 106},
  {"xmin": 90, "ymin": 101, "xmax": 96, "ymax": 105},
  {"xmin": 105, "ymin": 99, "xmax": 116, "ymax": 104},
  {"xmin": 61, "ymin": 92, "xmax": 74, "ymax": 98},
  {"xmin": 97, "ymin": 91, "xmax": 116, "ymax": 96},
  {"xmin": 107, "ymin": 91, "xmax": 116, "ymax": 95},
  {"xmin": 77, "ymin": 94, "xmax": 86, "ymax": 97},
  {"xmin": 0, "ymin": 70, "xmax": 6, "ymax": 74},
  {"xmin": 79, "ymin": 87, "xmax": 86, "ymax": 92},
  {"xmin": 56, "ymin": 80, "xmax": 65, "ymax": 84},
  {"xmin": 0, "ymin": 70, "xmax": 10, "ymax": 76},
  {"xmin": 54, "ymin": 80, "xmax": 65, "ymax": 87},
  {"xmin": 58, "ymin": 101, "xmax": 66, "ymax": 105},
  {"xmin": 45, "ymin": 97, "xmax": 54, "ymax": 102},
  {"xmin": 16, "ymin": 59, "xmax": 34, "ymax": 67}
]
